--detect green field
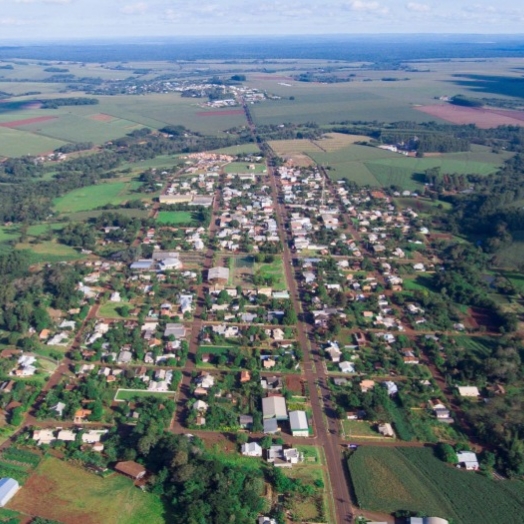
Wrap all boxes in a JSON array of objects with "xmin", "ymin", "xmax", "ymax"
[
  {"xmin": 114, "ymin": 389, "xmax": 175, "ymax": 402},
  {"xmin": 0, "ymin": 126, "xmax": 67, "ymax": 157},
  {"xmin": 312, "ymin": 144, "xmax": 506, "ymax": 189},
  {"xmin": 53, "ymin": 181, "xmax": 150, "ymax": 213},
  {"xmin": 223, "ymin": 162, "xmax": 266, "ymax": 174},
  {"xmin": 156, "ymin": 210, "xmax": 196, "ymax": 225},
  {"xmin": 254, "ymin": 258, "xmax": 287, "ymax": 291},
  {"xmin": 26, "ymin": 223, "xmax": 65, "ymax": 236},
  {"xmin": 8, "ymin": 456, "xmax": 166, "ymax": 523},
  {"xmin": 0, "ymin": 227, "xmax": 19, "ymax": 245},
  {"xmin": 210, "ymin": 144, "xmax": 261, "ymax": 155},
  {"xmin": 98, "ymin": 301, "xmax": 134, "ymax": 319},
  {"xmin": 342, "ymin": 420, "xmax": 387, "ymax": 439},
  {"xmin": 16, "ymin": 242, "xmax": 85, "ymax": 265},
  {"xmin": 348, "ymin": 447, "xmax": 524, "ymax": 524}
]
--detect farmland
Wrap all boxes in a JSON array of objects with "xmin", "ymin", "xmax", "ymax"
[
  {"xmin": 8, "ymin": 456, "xmax": 166, "ymax": 524},
  {"xmin": 312, "ymin": 143, "xmax": 506, "ymax": 189},
  {"xmin": 348, "ymin": 447, "xmax": 524, "ymax": 524}
]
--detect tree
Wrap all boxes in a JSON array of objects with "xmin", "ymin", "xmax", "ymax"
[{"xmin": 236, "ymin": 432, "xmax": 248, "ymax": 445}]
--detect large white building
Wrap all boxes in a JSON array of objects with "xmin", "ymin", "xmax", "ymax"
[{"xmin": 0, "ymin": 477, "xmax": 19, "ymax": 507}]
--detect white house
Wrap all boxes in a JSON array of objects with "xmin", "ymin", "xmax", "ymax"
[
  {"xmin": 456, "ymin": 451, "xmax": 479, "ymax": 470},
  {"xmin": 241, "ymin": 442, "xmax": 263, "ymax": 457}
]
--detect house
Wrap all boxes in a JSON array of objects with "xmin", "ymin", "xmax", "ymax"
[
  {"xmin": 258, "ymin": 517, "xmax": 277, "ymax": 524},
  {"xmin": 208, "ymin": 266, "xmax": 230, "ymax": 283},
  {"xmin": 239, "ymin": 414, "xmax": 253, "ymax": 429},
  {"xmin": 457, "ymin": 386, "xmax": 480, "ymax": 398},
  {"xmin": 241, "ymin": 442, "xmax": 262, "ymax": 457},
  {"xmin": 74, "ymin": 409, "xmax": 92, "ymax": 423},
  {"xmin": 456, "ymin": 451, "xmax": 479, "ymax": 470},
  {"xmin": 57, "ymin": 429, "xmax": 76, "ymax": 441},
  {"xmin": 266, "ymin": 445, "xmax": 303, "ymax": 467},
  {"xmin": 115, "ymin": 461, "xmax": 147, "ymax": 480},
  {"xmin": 261, "ymin": 376, "xmax": 283, "ymax": 392},
  {"xmin": 164, "ymin": 323, "xmax": 186, "ymax": 339},
  {"xmin": 383, "ymin": 381, "xmax": 398, "ymax": 396},
  {"xmin": 339, "ymin": 361, "xmax": 355, "ymax": 374},
  {"xmin": 378, "ymin": 423, "xmax": 395, "ymax": 438},
  {"xmin": 360, "ymin": 379, "xmax": 375, "ymax": 393},
  {"xmin": 33, "ymin": 429, "xmax": 55, "ymax": 445},
  {"xmin": 262, "ymin": 396, "xmax": 288, "ymax": 420},
  {"xmin": 0, "ymin": 478, "xmax": 19, "ymax": 507},
  {"xmin": 289, "ymin": 410, "xmax": 309, "ymax": 437},
  {"xmin": 193, "ymin": 400, "xmax": 209, "ymax": 413},
  {"xmin": 263, "ymin": 418, "xmax": 279, "ymax": 434},
  {"xmin": 240, "ymin": 370, "xmax": 251, "ymax": 383},
  {"xmin": 354, "ymin": 332, "xmax": 366, "ymax": 347}
]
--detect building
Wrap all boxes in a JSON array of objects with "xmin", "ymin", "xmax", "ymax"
[
  {"xmin": 456, "ymin": 451, "xmax": 479, "ymax": 470},
  {"xmin": 263, "ymin": 418, "xmax": 279, "ymax": 434},
  {"xmin": 289, "ymin": 410, "xmax": 309, "ymax": 437},
  {"xmin": 457, "ymin": 386, "xmax": 480, "ymax": 398},
  {"xmin": 208, "ymin": 266, "xmax": 230, "ymax": 283},
  {"xmin": 115, "ymin": 461, "xmax": 147, "ymax": 480},
  {"xmin": 262, "ymin": 396, "xmax": 288, "ymax": 420},
  {"xmin": 378, "ymin": 423, "xmax": 395, "ymax": 438},
  {"xmin": 241, "ymin": 442, "xmax": 262, "ymax": 457},
  {"xmin": 0, "ymin": 478, "xmax": 19, "ymax": 507}
]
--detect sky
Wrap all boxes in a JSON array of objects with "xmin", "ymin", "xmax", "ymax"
[{"xmin": 0, "ymin": 0, "xmax": 523, "ymax": 40}]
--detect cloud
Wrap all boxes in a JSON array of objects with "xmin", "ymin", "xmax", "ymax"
[
  {"xmin": 406, "ymin": 2, "xmax": 430, "ymax": 12},
  {"xmin": 15, "ymin": 0, "xmax": 73, "ymax": 4},
  {"xmin": 0, "ymin": 16, "xmax": 29, "ymax": 24},
  {"xmin": 345, "ymin": 0, "xmax": 389, "ymax": 14},
  {"xmin": 120, "ymin": 2, "xmax": 148, "ymax": 15}
]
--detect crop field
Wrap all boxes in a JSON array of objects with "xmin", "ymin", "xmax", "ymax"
[
  {"xmin": 156, "ymin": 210, "xmax": 196, "ymax": 226},
  {"xmin": 416, "ymin": 104, "xmax": 524, "ymax": 128},
  {"xmin": 223, "ymin": 162, "xmax": 266, "ymax": 174},
  {"xmin": 53, "ymin": 181, "xmax": 150, "ymax": 213},
  {"xmin": 313, "ymin": 132, "xmax": 370, "ymax": 152},
  {"xmin": 20, "ymin": 112, "xmax": 145, "ymax": 144},
  {"xmin": 348, "ymin": 447, "xmax": 524, "ymax": 524},
  {"xmin": 313, "ymin": 143, "xmax": 503, "ymax": 189},
  {"xmin": 8, "ymin": 456, "xmax": 166, "ymax": 524},
  {"xmin": 0, "ymin": 126, "xmax": 66, "ymax": 157}
]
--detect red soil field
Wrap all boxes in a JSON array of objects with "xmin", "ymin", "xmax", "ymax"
[
  {"xmin": 89, "ymin": 113, "xmax": 116, "ymax": 122},
  {"xmin": 0, "ymin": 115, "xmax": 57, "ymax": 128},
  {"xmin": 416, "ymin": 104, "xmax": 524, "ymax": 128},
  {"xmin": 197, "ymin": 109, "xmax": 245, "ymax": 117}
]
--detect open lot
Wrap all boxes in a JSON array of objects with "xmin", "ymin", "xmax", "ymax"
[
  {"xmin": 156, "ymin": 210, "xmax": 196, "ymax": 226},
  {"xmin": 16, "ymin": 241, "xmax": 85, "ymax": 265},
  {"xmin": 348, "ymin": 446, "xmax": 524, "ymax": 524},
  {"xmin": 9, "ymin": 456, "xmax": 166, "ymax": 524},
  {"xmin": 114, "ymin": 389, "xmax": 176, "ymax": 402},
  {"xmin": 53, "ymin": 180, "xmax": 150, "ymax": 214}
]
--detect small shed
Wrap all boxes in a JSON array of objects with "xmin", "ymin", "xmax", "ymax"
[
  {"xmin": 115, "ymin": 461, "xmax": 146, "ymax": 480},
  {"xmin": 0, "ymin": 478, "xmax": 19, "ymax": 507}
]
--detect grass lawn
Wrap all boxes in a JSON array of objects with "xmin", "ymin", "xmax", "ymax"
[
  {"xmin": 348, "ymin": 447, "xmax": 524, "ymax": 524},
  {"xmin": 0, "ymin": 227, "xmax": 19, "ymax": 245},
  {"xmin": 403, "ymin": 275, "xmax": 434, "ymax": 292},
  {"xmin": 114, "ymin": 389, "xmax": 176, "ymax": 402},
  {"xmin": 223, "ymin": 162, "xmax": 266, "ymax": 174},
  {"xmin": 15, "ymin": 242, "xmax": 85, "ymax": 265},
  {"xmin": 26, "ymin": 223, "xmax": 65, "ymax": 236},
  {"xmin": 98, "ymin": 301, "xmax": 134, "ymax": 319},
  {"xmin": 342, "ymin": 420, "xmax": 387, "ymax": 439},
  {"xmin": 254, "ymin": 258, "xmax": 287, "ymax": 291},
  {"xmin": 8, "ymin": 457, "xmax": 166, "ymax": 524},
  {"xmin": 156, "ymin": 210, "xmax": 196, "ymax": 225}
]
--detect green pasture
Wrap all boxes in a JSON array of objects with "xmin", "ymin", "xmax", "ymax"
[
  {"xmin": 20, "ymin": 112, "xmax": 145, "ymax": 145},
  {"xmin": 53, "ymin": 181, "xmax": 150, "ymax": 213},
  {"xmin": 26, "ymin": 223, "xmax": 65, "ymax": 236},
  {"xmin": 15, "ymin": 242, "xmax": 85, "ymax": 265},
  {"xmin": 0, "ymin": 126, "xmax": 67, "ymax": 157},
  {"xmin": 156, "ymin": 211, "xmax": 196, "ymax": 225}
]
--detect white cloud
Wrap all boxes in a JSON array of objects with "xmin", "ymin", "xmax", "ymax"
[
  {"xmin": 406, "ymin": 2, "xmax": 430, "ymax": 12},
  {"xmin": 0, "ymin": 16, "xmax": 29, "ymax": 24},
  {"xmin": 15, "ymin": 0, "xmax": 73, "ymax": 4},
  {"xmin": 347, "ymin": 0, "xmax": 387, "ymax": 12},
  {"xmin": 120, "ymin": 2, "xmax": 148, "ymax": 15}
]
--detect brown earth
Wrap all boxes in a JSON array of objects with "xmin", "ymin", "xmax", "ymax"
[
  {"xmin": 416, "ymin": 104, "xmax": 524, "ymax": 128},
  {"xmin": 0, "ymin": 116, "xmax": 57, "ymax": 128},
  {"xmin": 89, "ymin": 113, "xmax": 116, "ymax": 122}
]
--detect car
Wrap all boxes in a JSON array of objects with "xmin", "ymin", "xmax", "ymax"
[{"xmin": 347, "ymin": 443, "xmax": 359, "ymax": 449}]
